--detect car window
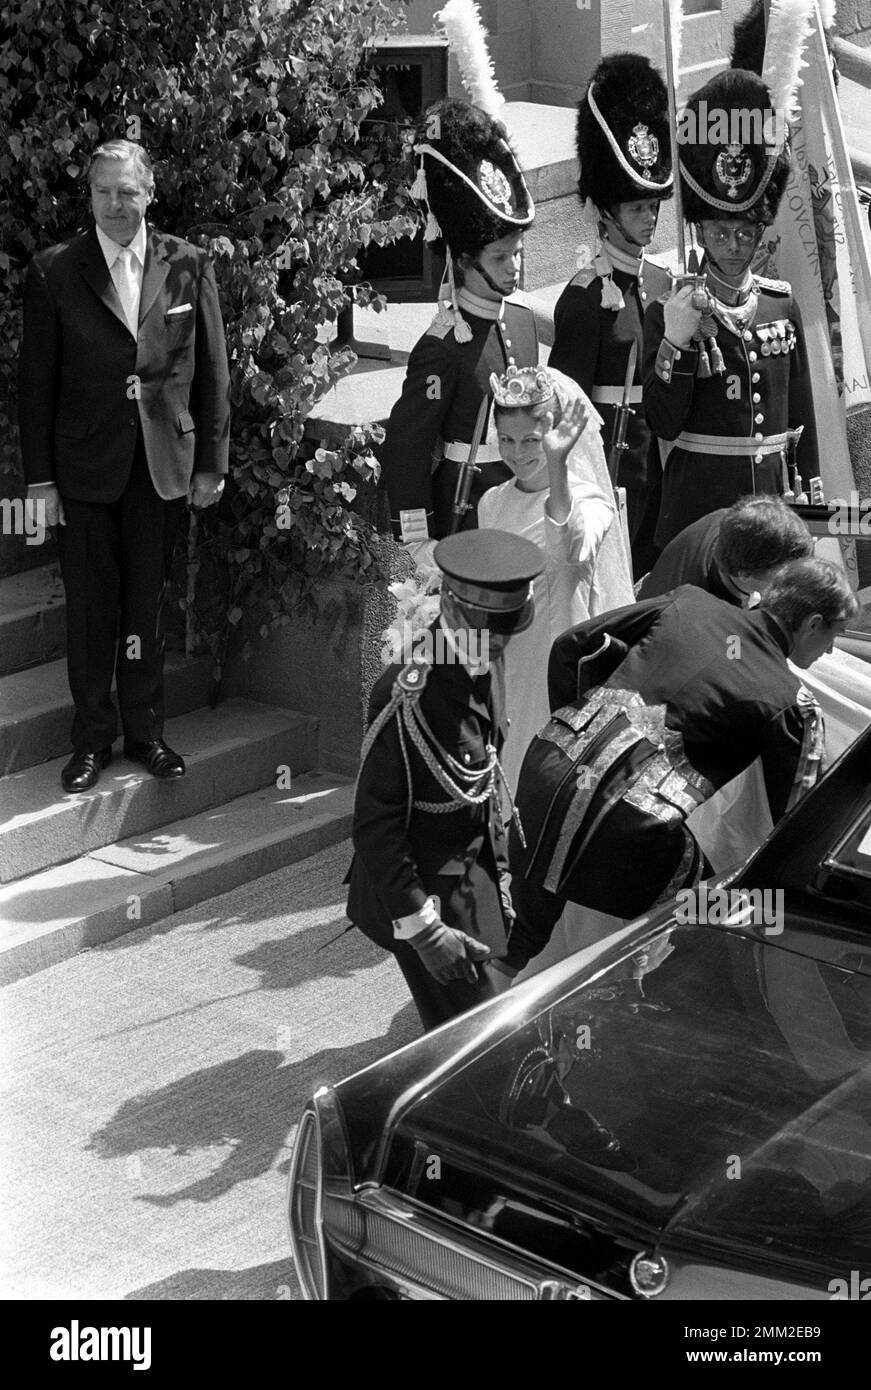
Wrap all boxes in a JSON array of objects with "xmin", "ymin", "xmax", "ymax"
[{"xmin": 403, "ymin": 925, "xmax": 871, "ymax": 1274}]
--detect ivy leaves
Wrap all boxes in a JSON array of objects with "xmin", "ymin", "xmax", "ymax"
[{"xmin": 2, "ymin": 0, "xmax": 419, "ymax": 681}]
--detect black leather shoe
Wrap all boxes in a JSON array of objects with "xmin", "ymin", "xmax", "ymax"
[
  {"xmin": 123, "ymin": 738, "xmax": 186, "ymax": 779},
  {"xmin": 61, "ymin": 747, "xmax": 113, "ymax": 792}
]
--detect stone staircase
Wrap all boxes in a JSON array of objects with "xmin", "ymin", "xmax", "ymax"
[{"xmin": 0, "ymin": 562, "xmax": 354, "ymax": 985}]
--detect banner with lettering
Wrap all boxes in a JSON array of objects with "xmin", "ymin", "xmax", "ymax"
[{"xmin": 757, "ymin": 4, "xmax": 871, "ymax": 508}]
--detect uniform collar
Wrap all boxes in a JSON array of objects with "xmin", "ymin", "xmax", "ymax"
[
  {"xmin": 438, "ymin": 616, "xmax": 492, "ymax": 678},
  {"xmin": 601, "ymin": 238, "xmax": 643, "ymax": 278},
  {"xmin": 703, "ymin": 259, "xmax": 753, "ymax": 307},
  {"xmin": 95, "ymin": 220, "xmax": 148, "ymax": 270},
  {"xmin": 755, "ymin": 607, "xmax": 793, "ymax": 658},
  {"xmin": 456, "ymin": 286, "xmax": 504, "ymax": 322}
]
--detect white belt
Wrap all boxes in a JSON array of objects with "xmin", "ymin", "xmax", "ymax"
[
  {"xmin": 591, "ymin": 385, "xmax": 643, "ymax": 405},
  {"xmin": 442, "ymin": 441, "xmax": 503, "ymax": 463},
  {"xmin": 675, "ymin": 430, "xmax": 789, "ymax": 458}
]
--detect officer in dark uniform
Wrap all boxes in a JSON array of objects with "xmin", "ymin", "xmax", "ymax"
[
  {"xmin": 496, "ymin": 557, "xmax": 857, "ymax": 977},
  {"xmin": 346, "ymin": 529, "xmax": 544, "ymax": 1031},
  {"xmin": 381, "ymin": 98, "xmax": 538, "ymax": 570},
  {"xmin": 644, "ymin": 68, "xmax": 819, "ymax": 549},
  {"xmin": 549, "ymin": 54, "xmax": 673, "ymax": 576}
]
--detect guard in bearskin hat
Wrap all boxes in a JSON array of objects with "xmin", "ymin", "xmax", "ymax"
[
  {"xmin": 381, "ymin": 91, "xmax": 538, "ymax": 568},
  {"xmin": 549, "ymin": 53, "xmax": 674, "ymax": 577},
  {"xmin": 643, "ymin": 64, "xmax": 820, "ymax": 548}
]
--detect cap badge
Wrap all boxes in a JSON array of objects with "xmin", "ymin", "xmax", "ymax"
[
  {"xmin": 479, "ymin": 160, "xmax": 513, "ymax": 215},
  {"xmin": 715, "ymin": 143, "xmax": 753, "ymax": 200},
  {"xmin": 627, "ymin": 124, "xmax": 659, "ymax": 171}
]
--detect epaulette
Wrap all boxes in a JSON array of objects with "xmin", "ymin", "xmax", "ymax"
[
  {"xmin": 395, "ymin": 658, "xmax": 431, "ymax": 696},
  {"xmin": 568, "ymin": 266, "xmax": 599, "ymax": 290},
  {"xmin": 425, "ymin": 314, "xmax": 454, "ymax": 340},
  {"xmin": 753, "ymin": 274, "xmax": 792, "ymax": 296}
]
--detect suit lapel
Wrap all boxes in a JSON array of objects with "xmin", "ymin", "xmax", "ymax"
[
  {"xmin": 77, "ymin": 229, "xmax": 130, "ymax": 335},
  {"xmin": 138, "ymin": 231, "xmax": 170, "ymax": 328}
]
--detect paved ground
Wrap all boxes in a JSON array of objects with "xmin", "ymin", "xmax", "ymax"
[{"xmin": 0, "ymin": 840, "xmax": 419, "ymax": 1301}]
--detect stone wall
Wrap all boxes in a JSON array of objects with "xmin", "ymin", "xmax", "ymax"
[
  {"xmin": 836, "ymin": 0, "xmax": 871, "ymax": 48},
  {"xmin": 401, "ymin": 0, "xmax": 755, "ymax": 108}
]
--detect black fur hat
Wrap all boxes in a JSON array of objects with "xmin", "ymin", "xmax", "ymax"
[
  {"xmin": 730, "ymin": 0, "xmax": 766, "ymax": 75},
  {"xmin": 576, "ymin": 53, "xmax": 673, "ymax": 210},
  {"xmin": 413, "ymin": 97, "xmax": 534, "ymax": 259},
  {"xmin": 679, "ymin": 68, "xmax": 791, "ymax": 224}
]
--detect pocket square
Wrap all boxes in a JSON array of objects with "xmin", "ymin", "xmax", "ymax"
[{"xmin": 166, "ymin": 304, "xmax": 193, "ymax": 316}]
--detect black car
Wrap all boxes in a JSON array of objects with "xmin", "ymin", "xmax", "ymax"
[{"xmin": 287, "ymin": 725, "xmax": 871, "ymax": 1301}]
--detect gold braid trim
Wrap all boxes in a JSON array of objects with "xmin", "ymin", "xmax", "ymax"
[{"xmin": 356, "ymin": 662, "xmax": 525, "ymax": 843}]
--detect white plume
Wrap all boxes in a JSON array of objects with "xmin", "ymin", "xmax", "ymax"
[
  {"xmin": 435, "ymin": 0, "xmax": 504, "ymax": 117},
  {"xmin": 763, "ymin": 0, "xmax": 815, "ymax": 130},
  {"xmin": 816, "ymin": 0, "xmax": 836, "ymax": 30}
]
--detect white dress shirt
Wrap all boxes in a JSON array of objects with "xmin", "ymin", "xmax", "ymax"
[{"xmin": 96, "ymin": 220, "xmax": 147, "ymax": 338}]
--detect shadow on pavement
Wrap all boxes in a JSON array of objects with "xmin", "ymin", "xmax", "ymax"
[
  {"xmin": 86, "ymin": 1003, "xmax": 419, "ymax": 1206},
  {"xmin": 124, "ymin": 1257, "xmax": 299, "ymax": 1301}
]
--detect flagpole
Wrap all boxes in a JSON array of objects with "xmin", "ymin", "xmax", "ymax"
[{"xmin": 661, "ymin": 0, "xmax": 686, "ymax": 275}]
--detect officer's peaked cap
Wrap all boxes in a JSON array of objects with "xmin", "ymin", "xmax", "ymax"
[{"xmin": 436, "ymin": 530, "xmax": 543, "ymax": 634}]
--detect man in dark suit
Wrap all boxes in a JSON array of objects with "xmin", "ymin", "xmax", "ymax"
[
  {"xmin": 18, "ymin": 139, "xmax": 230, "ymax": 791},
  {"xmin": 498, "ymin": 558, "xmax": 857, "ymax": 977},
  {"xmin": 346, "ymin": 529, "xmax": 544, "ymax": 1032},
  {"xmin": 637, "ymin": 495, "xmax": 814, "ymax": 604}
]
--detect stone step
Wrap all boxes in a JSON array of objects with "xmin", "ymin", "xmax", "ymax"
[
  {"xmin": 0, "ymin": 650, "xmax": 212, "ymax": 777},
  {"xmin": 0, "ymin": 562, "xmax": 66, "ymax": 677},
  {"xmin": 0, "ymin": 769, "xmax": 354, "ymax": 985},
  {"xmin": 0, "ymin": 698, "xmax": 316, "ymax": 884}
]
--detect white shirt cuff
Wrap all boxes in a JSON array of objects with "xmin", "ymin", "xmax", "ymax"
[{"xmin": 393, "ymin": 895, "xmax": 440, "ymax": 940}]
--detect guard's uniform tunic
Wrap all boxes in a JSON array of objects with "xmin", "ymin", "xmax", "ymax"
[
  {"xmin": 381, "ymin": 291, "xmax": 538, "ymax": 544},
  {"xmin": 346, "ymin": 637, "xmax": 512, "ymax": 1030},
  {"xmin": 504, "ymin": 586, "xmax": 823, "ymax": 970},
  {"xmin": 550, "ymin": 247, "xmax": 671, "ymax": 572},
  {"xmin": 643, "ymin": 273, "xmax": 820, "ymax": 549}
]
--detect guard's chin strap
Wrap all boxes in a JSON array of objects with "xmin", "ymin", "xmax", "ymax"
[
  {"xmin": 602, "ymin": 202, "xmax": 660, "ymax": 250},
  {"xmin": 469, "ymin": 257, "xmax": 507, "ymax": 299}
]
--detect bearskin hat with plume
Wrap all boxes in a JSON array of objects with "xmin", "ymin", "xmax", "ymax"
[
  {"xmin": 730, "ymin": 0, "xmax": 767, "ymax": 74},
  {"xmin": 576, "ymin": 53, "xmax": 673, "ymax": 210},
  {"xmin": 679, "ymin": 68, "xmax": 791, "ymax": 224},
  {"xmin": 415, "ymin": 98, "xmax": 534, "ymax": 260}
]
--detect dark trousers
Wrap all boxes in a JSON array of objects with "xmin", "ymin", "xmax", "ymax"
[
  {"xmin": 627, "ymin": 475, "xmax": 662, "ymax": 581},
  {"xmin": 391, "ymin": 937, "xmax": 498, "ymax": 1033},
  {"xmin": 56, "ymin": 435, "xmax": 186, "ymax": 751}
]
